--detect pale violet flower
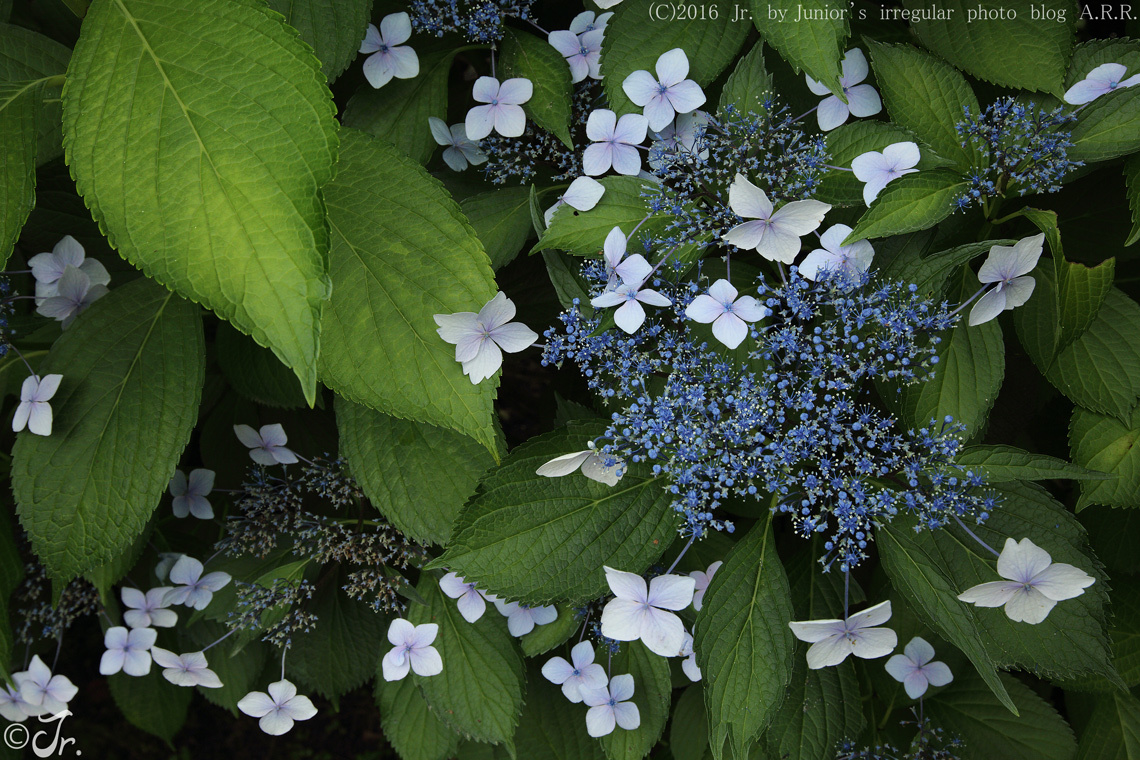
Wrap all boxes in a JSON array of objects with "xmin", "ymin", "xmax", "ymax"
[
  {"xmin": 569, "ymin": 10, "xmax": 613, "ymax": 34},
  {"xmin": 884, "ymin": 637, "xmax": 953, "ymax": 699},
  {"xmin": 536, "ymin": 440, "xmax": 624, "ymax": 486},
  {"xmin": 1064, "ymin": 62, "xmax": 1140, "ymax": 104},
  {"xmin": 154, "ymin": 552, "xmax": 183, "ymax": 584},
  {"xmin": 723, "ymin": 173, "xmax": 831, "ymax": 263},
  {"xmin": 238, "ymin": 680, "xmax": 318, "ymax": 736},
  {"xmin": 494, "ymin": 599, "xmax": 558, "ymax": 637},
  {"xmin": 969, "ymin": 234, "xmax": 1044, "ymax": 327},
  {"xmin": 122, "ymin": 586, "xmax": 177, "ymax": 629},
  {"xmin": 590, "ymin": 257, "xmax": 671, "ymax": 334},
  {"xmin": 433, "ymin": 292, "xmax": 538, "ymax": 384},
  {"xmin": 359, "ymin": 14, "xmax": 419, "ymax": 89},
  {"xmin": 548, "ymin": 28, "xmax": 604, "ymax": 83},
  {"xmin": 439, "ymin": 572, "xmax": 496, "ymax": 623},
  {"xmin": 957, "ymin": 537, "xmax": 1095, "ymax": 624},
  {"xmin": 162, "ymin": 556, "xmax": 232, "ymax": 610},
  {"xmin": 99, "ymin": 626, "xmax": 157, "ymax": 677},
  {"xmin": 583, "ymin": 109, "xmax": 649, "ymax": 176},
  {"xmin": 428, "ymin": 117, "xmax": 486, "ymax": 172},
  {"xmin": 0, "ymin": 683, "xmax": 33, "ymax": 722},
  {"xmin": 600, "ymin": 566, "xmax": 695, "ymax": 656},
  {"xmin": 805, "ymin": 48, "xmax": 882, "ymax": 131},
  {"xmin": 29, "ymin": 235, "xmax": 109, "ymax": 304},
  {"xmin": 169, "ymin": 468, "xmax": 215, "ymax": 519},
  {"xmin": 234, "ymin": 423, "xmax": 299, "ymax": 466},
  {"xmin": 151, "ymin": 647, "xmax": 222, "ymax": 688},
  {"xmin": 679, "ymin": 632, "xmax": 701, "ymax": 682},
  {"xmin": 382, "ymin": 619, "xmax": 443, "ymax": 681},
  {"xmin": 581, "ymin": 674, "xmax": 640, "ymax": 737},
  {"xmin": 465, "ymin": 76, "xmax": 533, "ymax": 140},
  {"xmin": 599, "ymin": 226, "xmax": 645, "ymax": 290},
  {"xmin": 12, "ymin": 373, "xmax": 61, "ymax": 437},
  {"xmin": 684, "ymin": 279, "xmax": 769, "ymax": 350},
  {"xmin": 850, "ymin": 142, "xmax": 920, "ymax": 206},
  {"xmin": 689, "ymin": 560, "xmax": 722, "ymax": 612},
  {"xmin": 15, "ymin": 656, "xmax": 78, "ymax": 715},
  {"xmin": 788, "ymin": 600, "xmax": 897, "ymax": 669},
  {"xmin": 622, "ymin": 48, "xmax": 706, "ymax": 131},
  {"xmin": 37, "ymin": 266, "xmax": 108, "ymax": 328},
  {"xmin": 544, "ymin": 176, "xmax": 605, "ymax": 226},
  {"xmin": 541, "ymin": 641, "xmax": 607, "ymax": 702},
  {"xmin": 799, "ymin": 225, "xmax": 875, "ymax": 281}
]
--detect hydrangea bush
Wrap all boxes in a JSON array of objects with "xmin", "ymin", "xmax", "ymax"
[{"xmin": 0, "ymin": 0, "xmax": 1138, "ymax": 758}]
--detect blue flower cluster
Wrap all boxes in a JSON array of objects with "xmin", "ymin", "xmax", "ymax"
[
  {"xmin": 408, "ymin": 0, "xmax": 536, "ymax": 42},
  {"xmin": 953, "ymin": 97, "xmax": 1081, "ymax": 210},
  {"xmin": 837, "ymin": 717, "xmax": 963, "ymax": 759},
  {"xmin": 0, "ymin": 277, "xmax": 14, "ymax": 357},
  {"xmin": 645, "ymin": 102, "xmax": 828, "ymax": 248},
  {"xmin": 542, "ymin": 266, "xmax": 996, "ymax": 570},
  {"xmin": 480, "ymin": 79, "xmax": 600, "ymax": 184}
]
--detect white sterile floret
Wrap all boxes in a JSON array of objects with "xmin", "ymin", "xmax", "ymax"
[
  {"xmin": 679, "ymin": 632, "xmax": 702, "ymax": 682},
  {"xmin": 100, "ymin": 626, "xmax": 157, "ymax": 677},
  {"xmin": 536, "ymin": 440, "xmax": 625, "ymax": 486},
  {"xmin": 544, "ymin": 176, "xmax": 606, "ymax": 226},
  {"xmin": 600, "ymin": 566, "xmax": 695, "ymax": 656},
  {"xmin": 162, "ymin": 555, "xmax": 232, "ymax": 610},
  {"xmin": 684, "ymin": 279, "xmax": 770, "ymax": 349},
  {"xmin": 1064, "ymin": 62, "xmax": 1140, "ymax": 104},
  {"xmin": 36, "ymin": 266, "xmax": 108, "ymax": 328},
  {"xmin": 689, "ymin": 560, "xmax": 722, "ymax": 612},
  {"xmin": 465, "ymin": 76, "xmax": 533, "ymax": 139},
  {"xmin": 884, "ymin": 636, "xmax": 953, "ymax": 699},
  {"xmin": 234, "ymin": 423, "xmax": 299, "ymax": 466},
  {"xmin": 14, "ymin": 656, "xmax": 78, "ymax": 715},
  {"xmin": 622, "ymin": 49, "xmax": 706, "ymax": 132},
  {"xmin": 122, "ymin": 586, "xmax": 177, "ymax": 629},
  {"xmin": 382, "ymin": 619, "xmax": 443, "ymax": 681},
  {"xmin": 850, "ymin": 142, "xmax": 920, "ymax": 206},
  {"xmin": 805, "ymin": 48, "xmax": 882, "ymax": 131},
  {"xmin": 0, "ymin": 682, "xmax": 33, "ymax": 722},
  {"xmin": 439, "ymin": 572, "xmax": 497, "ymax": 623},
  {"xmin": 969, "ymin": 234, "xmax": 1044, "ymax": 326},
  {"xmin": 433, "ymin": 292, "xmax": 538, "ymax": 384},
  {"xmin": 238, "ymin": 680, "xmax": 318, "ymax": 736},
  {"xmin": 428, "ymin": 117, "xmax": 487, "ymax": 172},
  {"xmin": 723, "ymin": 174, "xmax": 830, "ymax": 263},
  {"xmin": 548, "ymin": 28, "xmax": 604, "ymax": 83},
  {"xmin": 12, "ymin": 373, "xmax": 62, "ymax": 437},
  {"xmin": 541, "ymin": 641, "xmax": 608, "ymax": 702},
  {"xmin": 957, "ymin": 537, "xmax": 1094, "ymax": 624},
  {"xmin": 359, "ymin": 13, "xmax": 419, "ymax": 89},
  {"xmin": 169, "ymin": 468, "xmax": 215, "ymax": 519},
  {"xmin": 151, "ymin": 648, "xmax": 222, "ymax": 688},
  {"xmin": 583, "ymin": 109, "xmax": 649, "ymax": 176},
  {"xmin": 581, "ymin": 674, "xmax": 640, "ymax": 737},
  {"xmin": 590, "ymin": 255, "xmax": 670, "ymax": 334},
  {"xmin": 29, "ymin": 235, "xmax": 109, "ymax": 304},
  {"xmin": 569, "ymin": 10, "xmax": 613, "ymax": 34},
  {"xmin": 494, "ymin": 599, "xmax": 558, "ymax": 637},
  {"xmin": 788, "ymin": 600, "xmax": 897, "ymax": 669},
  {"xmin": 799, "ymin": 225, "xmax": 875, "ymax": 282}
]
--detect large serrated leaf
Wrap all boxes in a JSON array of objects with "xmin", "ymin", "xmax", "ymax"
[
  {"xmin": 1070, "ymin": 405, "xmax": 1140, "ymax": 510},
  {"xmin": 533, "ymin": 176, "xmax": 660, "ymax": 256},
  {"xmin": 867, "ymin": 41, "xmax": 981, "ymax": 170},
  {"xmin": 846, "ymin": 169, "xmax": 965, "ymax": 243},
  {"xmin": 694, "ymin": 516, "xmax": 795, "ymax": 760},
  {"xmin": 1126, "ymin": 154, "xmax": 1140, "ymax": 247},
  {"xmin": 12, "ymin": 278, "xmax": 204, "ymax": 583},
  {"xmin": 516, "ymin": 664, "xmax": 605, "ymax": 760},
  {"xmin": 215, "ymin": 322, "xmax": 307, "ymax": 409},
  {"xmin": 602, "ymin": 0, "xmax": 748, "ymax": 117},
  {"xmin": 904, "ymin": 0, "xmax": 1074, "ymax": 94},
  {"xmin": 956, "ymin": 444, "xmax": 1111, "ymax": 483},
  {"xmin": 500, "ymin": 28, "xmax": 574, "ymax": 149},
  {"xmin": 108, "ymin": 669, "xmax": 191, "ymax": 744},
  {"xmin": 434, "ymin": 421, "xmax": 677, "ymax": 605},
  {"xmin": 750, "ymin": 0, "xmax": 848, "ymax": 98},
  {"xmin": 816, "ymin": 120, "xmax": 948, "ymax": 207},
  {"xmin": 719, "ymin": 42, "xmax": 772, "ymax": 114},
  {"xmin": 266, "ymin": 0, "xmax": 372, "ymax": 80},
  {"xmin": 0, "ymin": 23, "xmax": 71, "ymax": 163},
  {"xmin": 376, "ymin": 673, "xmax": 461, "ymax": 760},
  {"xmin": 1073, "ymin": 691, "xmax": 1140, "ymax": 760},
  {"xmin": 336, "ymin": 396, "xmax": 495, "ymax": 545},
  {"xmin": 0, "ymin": 80, "xmax": 42, "ymax": 268},
  {"xmin": 62, "ymin": 0, "xmax": 338, "ymax": 404},
  {"xmin": 320, "ymin": 128, "xmax": 500, "ymax": 456},
  {"xmin": 409, "ymin": 574, "xmax": 525, "ymax": 752},
  {"xmin": 462, "ymin": 186, "xmax": 535, "ymax": 270},
  {"xmin": 1067, "ymin": 38, "xmax": 1140, "ymax": 163}
]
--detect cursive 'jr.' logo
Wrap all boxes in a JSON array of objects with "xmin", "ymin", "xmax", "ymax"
[{"xmin": 3, "ymin": 710, "xmax": 80, "ymax": 757}]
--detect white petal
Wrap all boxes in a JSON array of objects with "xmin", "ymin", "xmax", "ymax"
[
  {"xmin": 498, "ymin": 78, "xmax": 533, "ymax": 105},
  {"xmin": 386, "ymin": 46, "xmax": 419, "ymax": 80},
  {"xmin": 258, "ymin": 711, "xmax": 296, "ymax": 736},
  {"xmin": 586, "ymin": 705, "xmax": 616, "ymax": 737},
  {"xmin": 547, "ymin": 29, "xmax": 580, "ymax": 58},
  {"xmin": 849, "ymin": 600, "xmax": 892, "ymax": 629},
  {"xmin": 756, "ymin": 227, "xmax": 803, "ymax": 264},
  {"xmin": 922, "ymin": 661, "xmax": 954, "ymax": 688},
  {"xmin": 903, "ymin": 636, "xmax": 935, "ymax": 666},
  {"xmin": 844, "ymin": 84, "xmax": 881, "ymax": 118},
  {"xmin": 1002, "ymin": 276, "xmax": 1036, "ymax": 310},
  {"xmin": 465, "ymin": 104, "xmax": 496, "ymax": 141},
  {"xmin": 850, "ymin": 627, "xmax": 897, "ymax": 659},
  {"xmin": 1003, "ymin": 586, "xmax": 1056, "ymax": 624},
  {"xmin": 471, "ymin": 76, "xmax": 501, "ymax": 103},
  {"xmin": 638, "ymin": 607, "xmax": 686, "ymax": 656},
  {"xmin": 542, "ymin": 656, "xmax": 575, "ymax": 685},
  {"xmin": 26, "ymin": 402, "xmax": 52, "ymax": 437},
  {"xmin": 122, "ymin": 649, "xmax": 153, "ymax": 677},
  {"xmin": 379, "ymin": 13, "xmax": 412, "ymax": 46},
  {"xmin": 442, "ymin": 146, "xmax": 469, "ymax": 172},
  {"xmin": 455, "ymin": 591, "xmax": 487, "ymax": 623},
  {"xmin": 428, "ymin": 116, "xmax": 453, "ymax": 146},
  {"xmin": 613, "ymin": 701, "xmax": 641, "ymax": 730},
  {"xmin": 600, "ymin": 598, "xmax": 647, "ymax": 641},
  {"xmin": 283, "ymin": 694, "xmax": 317, "ymax": 721},
  {"xmin": 99, "ymin": 649, "xmax": 126, "ymax": 676},
  {"xmin": 564, "ymin": 177, "xmax": 605, "ymax": 210},
  {"xmin": 816, "ymin": 96, "xmax": 850, "ymax": 131},
  {"xmin": 1063, "ymin": 78, "xmax": 1108, "ymax": 104},
  {"xmin": 610, "ymin": 144, "xmax": 642, "ymax": 176},
  {"xmin": 462, "ymin": 340, "xmax": 503, "ymax": 384},
  {"xmin": 582, "ymin": 143, "xmax": 613, "ymax": 176},
  {"xmin": 646, "ymin": 574, "xmax": 696, "ymax": 610},
  {"xmin": 665, "ymin": 80, "xmax": 706, "ymax": 117},
  {"xmin": 771, "ymin": 199, "xmax": 831, "ymax": 236},
  {"xmin": 622, "ymin": 69, "xmax": 660, "ymax": 107},
  {"xmin": 997, "ymin": 537, "xmax": 1053, "ymax": 583},
  {"xmin": 362, "ymin": 53, "xmax": 395, "ymax": 88},
  {"xmin": 788, "ymin": 618, "xmax": 844, "ymax": 644},
  {"xmin": 655, "ymin": 48, "xmax": 690, "ymax": 86},
  {"xmin": 490, "ymin": 322, "xmax": 538, "ymax": 353},
  {"xmin": 169, "ymin": 556, "xmax": 204, "ymax": 586},
  {"xmin": 493, "ymin": 104, "xmax": 527, "ymax": 138},
  {"xmin": 968, "ymin": 287, "xmax": 1007, "ymax": 326},
  {"xmin": 685, "ymin": 294, "xmax": 725, "ymax": 324},
  {"xmin": 586, "ymin": 108, "xmax": 617, "ymax": 141},
  {"xmin": 409, "ymin": 645, "xmax": 443, "ymax": 677},
  {"xmin": 712, "ymin": 313, "xmax": 749, "ymax": 349},
  {"xmin": 806, "ymin": 635, "xmax": 856, "ymax": 669},
  {"xmin": 798, "ymin": 250, "xmax": 839, "ymax": 281},
  {"xmin": 1031, "ymin": 562, "xmax": 1095, "ymax": 602},
  {"xmin": 902, "ymin": 671, "xmax": 930, "ymax": 699},
  {"xmin": 882, "ymin": 142, "xmax": 921, "ymax": 171},
  {"xmin": 507, "ymin": 611, "xmax": 536, "ymax": 637},
  {"xmin": 682, "ymin": 655, "xmax": 702, "ymax": 682},
  {"xmin": 537, "ymin": 451, "xmax": 592, "ymax": 477},
  {"xmin": 382, "ymin": 649, "xmax": 411, "ymax": 681},
  {"xmin": 840, "ymin": 48, "xmax": 869, "ymax": 85},
  {"xmin": 580, "ymin": 454, "xmax": 623, "ymax": 486},
  {"xmin": 727, "ymin": 173, "xmax": 773, "ymax": 220},
  {"xmin": 614, "ymin": 300, "xmax": 648, "ymax": 333},
  {"xmin": 642, "ymin": 95, "xmax": 677, "ymax": 133},
  {"xmin": 957, "ymin": 580, "xmax": 1020, "ymax": 607},
  {"xmin": 884, "ymin": 653, "xmax": 915, "ymax": 683}
]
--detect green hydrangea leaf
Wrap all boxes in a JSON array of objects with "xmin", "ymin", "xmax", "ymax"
[
  {"xmin": 265, "ymin": 0, "xmax": 372, "ymax": 80},
  {"xmin": 1070, "ymin": 405, "xmax": 1140, "ymax": 510},
  {"xmin": 500, "ymin": 28, "xmax": 573, "ymax": 149},
  {"xmin": 600, "ymin": 641, "xmax": 672, "ymax": 760},
  {"xmin": 750, "ymin": 0, "xmax": 848, "ymax": 99}
]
